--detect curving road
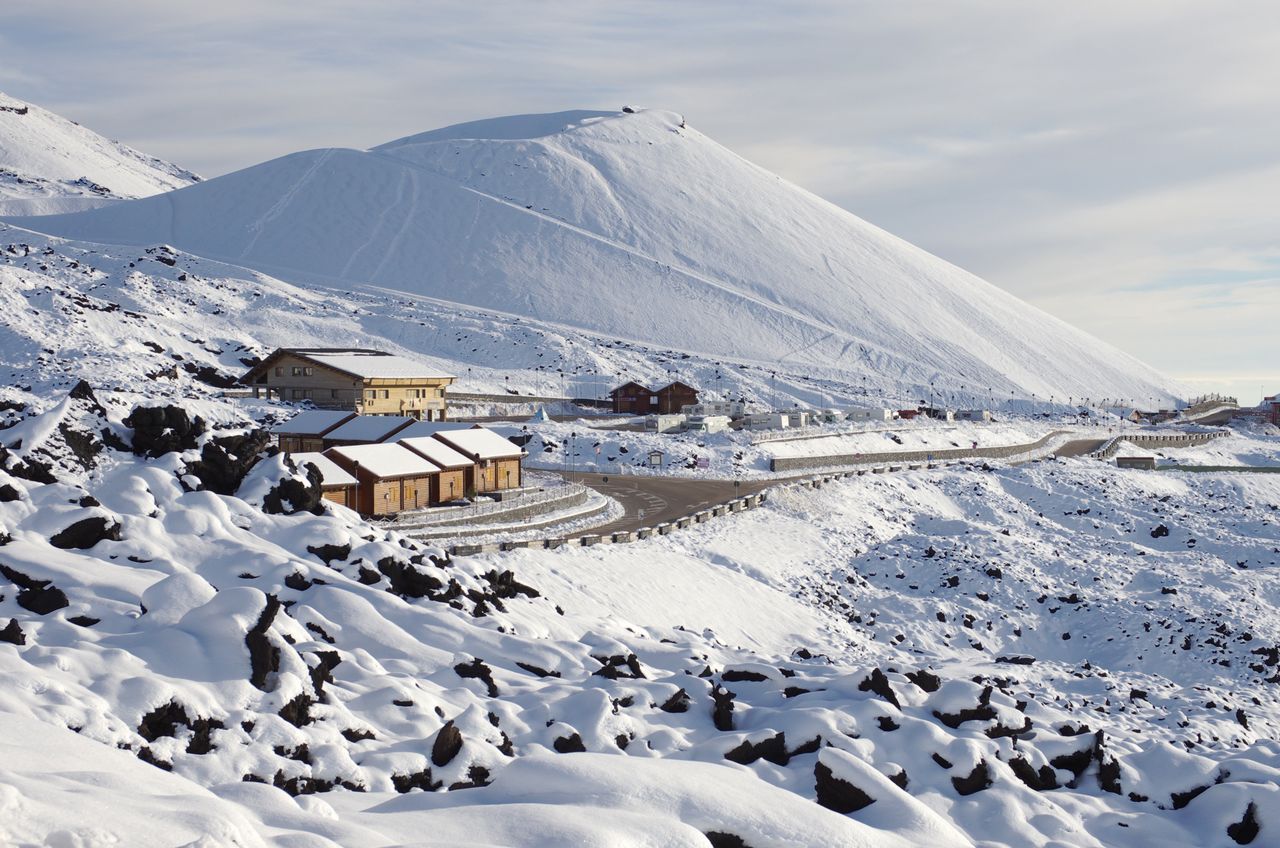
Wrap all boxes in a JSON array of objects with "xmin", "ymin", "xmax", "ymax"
[{"xmin": 566, "ymin": 472, "xmax": 774, "ymax": 535}]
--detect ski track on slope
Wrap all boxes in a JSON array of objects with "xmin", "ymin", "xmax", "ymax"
[
  {"xmin": 361, "ymin": 146, "xmax": 884, "ymax": 364},
  {"xmin": 240, "ymin": 148, "xmax": 335, "ymax": 259}
]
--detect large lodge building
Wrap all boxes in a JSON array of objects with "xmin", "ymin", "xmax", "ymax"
[{"xmin": 242, "ymin": 348, "xmax": 455, "ymax": 420}]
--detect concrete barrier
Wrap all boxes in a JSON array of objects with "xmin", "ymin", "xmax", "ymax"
[
  {"xmin": 580, "ymin": 534, "xmax": 602, "ymax": 546},
  {"xmin": 657, "ymin": 523, "xmax": 674, "ymax": 535},
  {"xmin": 636, "ymin": 528, "xmax": 654, "ymax": 539},
  {"xmin": 676, "ymin": 517, "xmax": 692, "ymax": 529},
  {"xmin": 612, "ymin": 531, "xmax": 634, "ymax": 543},
  {"xmin": 545, "ymin": 538, "xmax": 566, "ymax": 549},
  {"xmin": 712, "ymin": 505, "xmax": 727, "ymax": 517}
]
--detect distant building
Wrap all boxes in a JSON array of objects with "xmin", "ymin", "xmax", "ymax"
[
  {"xmin": 812, "ymin": 409, "xmax": 843, "ymax": 425},
  {"xmin": 683, "ymin": 400, "xmax": 745, "ymax": 419},
  {"xmin": 918, "ymin": 407, "xmax": 955, "ymax": 422},
  {"xmin": 609, "ymin": 381, "xmax": 656, "ymax": 415},
  {"xmin": 655, "ymin": 381, "xmax": 699, "ymax": 414},
  {"xmin": 242, "ymin": 348, "xmax": 455, "ymax": 420},
  {"xmin": 1265, "ymin": 394, "xmax": 1280, "ymax": 426},
  {"xmin": 781, "ymin": 411, "xmax": 810, "ymax": 428},
  {"xmin": 846, "ymin": 407, "xmax": 895, "ymax": 422},
  {"xmin": 645, "ymin": 413, "xmax": 687, "ymax": 433},
  {"xmin": 897, "ymin": 409, "xmax": 919, "ymax": 420},
  {"xmin": 954, "ymin": 409, "xmax": 993, "ymax": 422},
  {"xmin": 289, "ymin": 452, "xmax": 357, "ymax": 508},
  {"xmin": 682, "ymin": 414, "xmax": 731, "ymax": 434},
  {"xmin": 272, "ymin": 410, "xmax": 356, "ymax": 453}
]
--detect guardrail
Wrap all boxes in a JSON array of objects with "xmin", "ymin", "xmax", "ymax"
[
  {"xmin": 768, "ymin": 430, "xmax": 1074, "ymax": 473},
  {"xmin": 1089, "ymin": 430, "xmax": 1229, "ymax": 459},
  {"xmin": 389, "ymin": 484, "xmax": 589, "ymax": 530}
]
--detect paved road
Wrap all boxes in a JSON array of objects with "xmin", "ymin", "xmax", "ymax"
[{"xmin": 565, "ymin": 472, "xmax": 774, "ymax": 535}]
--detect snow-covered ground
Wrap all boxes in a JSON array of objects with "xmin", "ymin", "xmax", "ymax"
[{"xmin": 2, "ymin": 389, "xmax": 1278, "ymax": 847}]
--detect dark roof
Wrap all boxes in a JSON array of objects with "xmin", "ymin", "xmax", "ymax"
[
  {"xmin": 609, "ymin": 381, "xmax": 653, "ymax": 396},
  {"xmin": 656, "ymin": 381, "xmax": 698, "ymax": 394}
]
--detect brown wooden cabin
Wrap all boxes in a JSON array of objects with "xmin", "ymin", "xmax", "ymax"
[
  {"xmin": 272, "ymin": 410, "xmax": 356, "ymax": 453},
  {"xmin": 654, "ymin": 381, "xmax": 699, "ymax": 414},
  {"xmin": 324, "ymin": 443, "xmax": 439, "ymax": 516},
  {"xmin": 429, "ymin": 427, "xmax": 525, "ymax": 494},
  {"xmin": 609, "ymin": 381, "xmax": 656, "ymax": 415},
  {"xmin": 396, "ymin": 436, "xmax": 472, "ymax": 505}
]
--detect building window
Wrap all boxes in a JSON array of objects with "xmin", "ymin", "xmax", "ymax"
[
  {"xmin": 382, "ymin": 390, "xmax": 390, "ymax": 399},
  {"xmin": 303, "ymin": 367, "xmax": 314, "ymax": 376},
  {"xmin": 291, "ymin": 366, "xmax": 302, "ymax": 376},
  {"xmin": 274, "ymin": 367, "xmax": 284, "ymax": 376},
  {"xmin": 366, "ymin": 390, "xmax": 375, "ymax": 399}
]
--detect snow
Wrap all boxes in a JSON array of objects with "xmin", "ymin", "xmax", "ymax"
[
  {"xmin": 291, "ymin": 452, "xmax": 357, "ymax": 486},
  {"xmin": 434, "ymin": 426, "xmax": 524, "ymax": 460},
  {"xmin": 0, "ymin": 91, "xmax": 198, "ymax": 216},
  {"xmin": 396, "ymin": 436, "xmax": 474, "ymax": 469},
  {"xmin": 298, "ymin": 349, "xmax": 455, "ymax": 379},
  {"xmin": 0, "ymin": 93, "xmax": 1276, "ymax": 848},
  {"xmin": 7, "ymin": 107, "xmax": 1183, "ymax": 407},
  {"xmin": 0, "ymin": 391, "xmax": 1278, "ymax": 847},
  {"xmin": 324, "ymin": 442, "xmax": 437, "ymax": 478},
  {"xmin": 271, "ymin": 409, "xmax": 356, "ymax": 435},
  {"xmin": 323, "ymin": 415, "xmax": 414, "ymax": 443}
]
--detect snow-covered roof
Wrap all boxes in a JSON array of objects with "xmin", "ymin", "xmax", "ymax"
[
  {"xmin": 433, "ymin": 426, "xmax": 522, "ymax": 460},
  {"xmin": 397, "ymin": 436, "xmax": 473, "ymax": 469},
  {"xmin": 295, "ymin": 349, "xmax": 454, "ymax": 380},
  {"xmin": 387, "ymin": 420, "xmax": 457, "ymax": 441},
  {"xmin": 289, "ymin": 452, "xmax": 356, "ymax": 487},
  {"xmin": 324, "ymin": 443, "xmax": 438, "ymax": 478},
  {"xmin": 324, "ymin": 415, "xmax": 414, "ymax": 443},
  {"xmin": 270, "ymin": 410, "xmax": 355, "ymax": 436}
]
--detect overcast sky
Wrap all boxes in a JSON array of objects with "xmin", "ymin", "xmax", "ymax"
[{"xmin": 4, "ymin": 1, "xmax": 1277, "ymax": 402}]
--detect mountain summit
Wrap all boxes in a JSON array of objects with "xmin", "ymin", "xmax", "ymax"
[
  {"xmin": 0, "ymin": 90, "xmax": 199, "ymax": 216},
  {"xmin": 10, "ymin": 107, "xmax": 1179, "ymax": 403}
]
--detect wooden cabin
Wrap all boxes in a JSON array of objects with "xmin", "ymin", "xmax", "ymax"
[
  {"xmin": 323, "ymin": 443, "xmax": 439, "ymax": 516},
  {"xmin": 609, "ymin": 381, "xmax": 656, "ymax": 415},
  {"xmin": 321, "ymin": 415, "xmax": 415, "ymax": 449},
  {"xmin": 289, "ymin": 451, "xmax": 358, "ymax": 507},
  {"xmin": 242, "ymin": 348, "xmax": 455, "ymax": 420},
  {"xmin": 272, "ymin": 410, "xmax": 356, "ymax": 453},
  {"xmin": 429, "ymin": 426, "xmax": 525, "ymax": 493},
  {"xmin": 654, "ymin": 381, "xmax": 699, "ymax": 414},
  {"xmin": 396, "ymin": 436, "xmax": 471, "ymax": 504}
]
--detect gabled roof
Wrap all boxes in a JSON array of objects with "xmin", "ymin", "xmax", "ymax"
[
  {"xmin": 398, "ymin": 436, "xmax": 473, "ymax": 469},
  {"xmin": 609, "ymin": 381, "xmax": 652, "ymax": 396},
  {"xmin": 433, "ymin": 426, "xmax": 523, "ymax": 461},
  {"xmin": 325, "ymin": 443, "xmax": 439, "ymax": 478},
  {"xmin": 387, "ymin": 420, "xmax": 461, "ymax": 441},
  {"xmin": 271, "ymin": 410, "xmax": 356, "ymax": 436},
  {"xmin": 290, "ymin": 452, "xmax": 357, "ymax": 487},
  {"xmin": 656, "ymin": 381, "xmax": 697, "ymax": 394},
  {"xmin": 242, "ymin": 348, "xmax": 455, "ymax": 382},
  {"xmin": 324, "ymin": 415, "xmax": 415, "ymax": 443}
]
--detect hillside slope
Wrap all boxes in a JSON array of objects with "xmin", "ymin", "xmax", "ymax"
[
  {"xmin": 9, "ymin": 108, "xmax": 1182, "ymax": 405},
  {"xmin": 0, "ymin": 91, "xmax": 199, "ymax": 216}
]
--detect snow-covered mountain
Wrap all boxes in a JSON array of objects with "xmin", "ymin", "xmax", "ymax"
[
  {"xmin": 0, "ymin": 90, "xmax": 199, "ymax": 216},
  {"xmin": 9, "ymin": 107, "xmax": 1183, "ymax": 406}
]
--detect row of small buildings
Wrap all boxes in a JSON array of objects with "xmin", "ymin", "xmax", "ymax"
[{"xmin": 274, "ymin": 411, "xmax": 523, "ymax": 516}]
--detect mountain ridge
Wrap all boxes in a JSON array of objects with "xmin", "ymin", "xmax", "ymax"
[{"xmin": 7, "ymin": 106, "xmax": 1186, "ymax": 405}]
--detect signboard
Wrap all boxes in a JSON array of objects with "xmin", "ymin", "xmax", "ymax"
[
  {"xmin": 648, "ymin": 450, "xmax": 664, "ymax": 467},
  {"xmin": 695, "ymin": 457, "xmax": 710, "ymax": 469}
]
